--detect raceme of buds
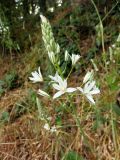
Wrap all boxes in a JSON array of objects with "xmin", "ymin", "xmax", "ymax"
[{"xmin": 40, "ymin": 15, "xmax": 60, "ymax": 64}]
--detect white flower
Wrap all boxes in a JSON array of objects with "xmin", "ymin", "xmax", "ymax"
[
  {"xmin": 29, "ymin": 67, "xmax": 43, "ymax": 83},
  {"xmin": 44, "ymin": 123, "xmax": 57, "ymax": 132},
  {"xmin": 77, "ymin": 81, "xmax": 100, "ymax": 104},
  {"xmin": 38, "ymin": 89, "xmax": 50, "ymax": 98},
  {"xmin": 65, "ymin": 50, "xmax": 70, "ymax": 61},
  {"xmin": 49, "ymin": 73, "xmax": 76, "ymax": 99},
  {"xmin": 49, "ymin": 72, "xmax": 60, "ymax": 83},
  {"xmin": 83, "ymin": 70, "xmax": 94, "ymax": 84},
  {"xmin": 40, "ymin": 14, "xmax": 47, "ymax": 23},
  {"xmin": 71, "ymin": 54, "xmax": 81, "ymax": 66},
  {"xmin": 44, "ymin": 123, "xmax": 50, "ymax": 131},
  {"xmin": 50, "ymin": 125, "xmax": 57, "ymax": 132}
]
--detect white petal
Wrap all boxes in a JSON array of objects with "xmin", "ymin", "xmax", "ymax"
[
  {"xmin": 86, "ymin": 94, "xmax": 95, "ymax": 104},
  {"xmin": 49, "ymin": 73, "xmax": 67, "ymax": 90},
  {"xmin": 29, "ymin": 67, "xmax": 43, "ymax": 83},
  {"xmin": 31, "ymin": 71, "xmax": 39, "ymax": 79},
  {"xmin": 71, "ymin": 54, "xmax": 81, "ymax": 66},
  {"xmin": 38, "ymin": 89, "xmax": 50, "ymax": 97},
  {"xmin": 77, "ymin": 87, "xmax": 83, "ymax": 93},
  {"xmin": 57, "ymin": 75, "xmax": 65, "ymax": 86},
  {"xmin": 84, "ymin": 81, "xmax": 95, "ymax": 93},
  {"xmin": 38, "ymin": 67, "xmax": 43, "ymax": 81},
  {"xmin": 49, "ymin": 75, "xmax": 56, "ymax": 81},
  {"xmin": 66, "ymin": 88, "xmax": 77, "ymax": 93},
  {"xmin": 52, "ymin": 83, "xmax": 61, "ymax": 90},
  {"xmin": 83, "ymin": 70, "xmax": 93, "ymax": 84},
  {"xmin": 60, "ymin": 79, "xmax": 67, "ymax": 89},
  {"xmin": 44, "ymin": 123, "xmax": 50, "ymax": 130},
  {"xmin": 53, "ymin": 91, "xmax": 64, "ymax": 99},
  {"xmin": 89, "ymin": 87, "xmax": 100, "ymax": 94},
  {"xmin": 49, "ymin": 72, "xmax": 59, "ymax": 83},
  {"xmin": 50, "ymin": 126, "xmax": 57, "ymax": 132},
  {"xmin": 29, "ymin": 77, "xmax": 37, "ymax": 83}
]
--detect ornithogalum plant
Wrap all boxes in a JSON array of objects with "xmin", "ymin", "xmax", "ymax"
[{"xmin": 29, "ymin": 15, "xmax": 100, "ymax": 132}]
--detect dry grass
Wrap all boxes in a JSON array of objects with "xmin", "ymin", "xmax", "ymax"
[
  {"xmin": 0, "ymin": 11, "xmax": 120, "ymax": 160},
  {"xmin": 0, "ymin": 57, "xmax": 119, "ymax": 159},
  {"xmin": 0, "ymin": 73, "xmax": 120, "ymax": 160}
]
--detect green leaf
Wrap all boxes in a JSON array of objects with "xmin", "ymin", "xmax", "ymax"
[
  {"xmin": 0, "ymin": 111, "xmax": 10, "ymax": 122},
  {"xmin": 63, "ymin": 151, "xmax": 84, "ymax": 160},
  {"xmin": 112, "ymin": 104, "xmax": 120, "ymax": 116},
  {"xmin": 105, "ymin": 71, "xmax": 119, "ymax": 91},
  {"xmin": 56, "ymin": 116, "xmax": 62, "ymax": 126}
]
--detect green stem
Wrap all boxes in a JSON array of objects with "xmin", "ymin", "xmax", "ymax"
[
  {"xmin": 67, "ymin": 66, "xmax": 73, "ymax": 80},
  {"xmin": 68, "ymin": 95, "xmax": 95, "ymax": 154},
  {"xmin": 91, "ymin": 0, "xmax": 105, "ymax": 53},
  {"xmin": 55, "ymin": 63, "xmax": 63, "ymax": 78},
  {"xmin": 91, "ymin": 0, "xmax": 106, "ymax": 67},
  {"xmin": 102, "ymin": 1, "xmax": 118, "ymax": 22},
  {"xmin": 111, "ymin": 104, "xmax": 117, "ymax": 153}
]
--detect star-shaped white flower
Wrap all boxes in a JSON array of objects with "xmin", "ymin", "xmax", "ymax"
[
  {"xmin": 29, "ymin": 67, "xmax": 43, "ymax": 83},
  {"xmin": 71, "ymin": 54, "xmax": 81, "ymax": 66},
  {"xmin": 49, "ymin": 73, "xmax": 76, "ymax": 99},
  {"xmin": 77, "ymin": 80, "xmax": 100, "ymax": 104}
]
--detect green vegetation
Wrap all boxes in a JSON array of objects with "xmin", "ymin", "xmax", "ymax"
[{"xmin": 0, "ymin": 0, "xmax": 120, "ymax": 159}]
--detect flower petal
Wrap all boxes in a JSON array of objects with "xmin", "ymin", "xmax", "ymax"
[
  {"xmin": 86, "ymin": 94, "xmax": 95, "ymax": 104},
  {"xmin": 49, "ymin": 72, "xmax": 60, "ymax": 83},
  {"xmin": 44, "ymin": 123, "xmax": 50, "ymax": 130},
  {"xmin": 52, "ymin": 83, "xmax": 61, "ymax": 90},
  {"xmin": 38, "ymin": 89, "xmax": 50, "ymax": 97},
  {"xmin": 50, "ymin": 126, "xmax": 57, "ymax": 132},
  {"xmin": 71, "ymin": 54, "xmax": 81, "ymax": 66},
  {"xmin": 66, "ymin": 88, "xmax": 77, "ymax": 93},
  {"xmin": 84, "ymin": 81, "xmax": 95, "ymax": 93},
  {"xmin": 38, "ymin": 67, "xmax": 43, "ymax": 81},
  {"xmin": 29, "ymin": 67, "xmax": 43, "ymax": 83},
  {"xmin": 83, "ymin": 70, "xmax": 93, "ymax": 84},
  {"xmin": 77, "ymin": 87, "xmax": 83, "ymax": 93},
  {"xmin": 53, "ymin": 91, "xmax": 64, "ymax": 99},
  {"xmin": 89, "ymin": 87, "xmax": 100, "ymax": 95},
  {"xmin": 29, "ymin": 77, "xmax": 37, "ymax": 83}
]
